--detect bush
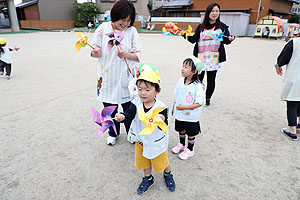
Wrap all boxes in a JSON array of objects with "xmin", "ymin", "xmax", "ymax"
[
  {"xmin": 73, "ymin": 0, "xmax": 100, "ymax": 24},
  {"xmin": 74, "ymin": 20, "xmax": 85, "ymax": 27}
]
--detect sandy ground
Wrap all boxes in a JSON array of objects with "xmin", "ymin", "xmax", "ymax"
[{"xmin": 1, "ymin": 32, "xmax": 300, "ymax": 200}]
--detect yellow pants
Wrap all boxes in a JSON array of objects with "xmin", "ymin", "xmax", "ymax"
[{"xmin": 134, "ymin": 142, "xmax": 169, "ymax": 173}]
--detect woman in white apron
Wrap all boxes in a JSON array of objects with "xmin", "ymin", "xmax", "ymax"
[{"xmin": 91, "ymin": 0, "xmax": 142, "ymax": 145}]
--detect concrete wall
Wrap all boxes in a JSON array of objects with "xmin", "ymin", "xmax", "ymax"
[{"xmin": 38, "ymin": 0, "xmax": 75, "ymax": 20}]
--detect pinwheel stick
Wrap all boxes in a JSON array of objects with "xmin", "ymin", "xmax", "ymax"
[
  {"xmin": 116, "ymin": 46, "xmax": 132, "ymax": 75},
  {"xmin": 86, "ymin": 42, "xmax": 95, "ymax": 49}
]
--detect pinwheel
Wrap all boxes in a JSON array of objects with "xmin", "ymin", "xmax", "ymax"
[
  {"xmin": 105, "ymin": 31, "xmax": 124, "ymax": 51},
  {"xmin": 181, "ymin": 25, "xmax": 194, "ymax": 39},
  {"xmin": 75, "ymin": 32, "xmax": 94, "ymax": 53},
  {"xmin": 216, "ymin": 31, "xmax": 224, "ymax": 41},
  {"xmin": 137, "ymin": 106, "xmax": 167, "ymax": 135},
  {"xmin": 105, "ymin": 31, "xmax": 132, "ymax": 75},
  {"xmin": 91, "ymin": 106, "xmax": 117, "ymax": 135},
  {"xmin": 13, "ymin": 46, "xmax": 20, "ymax": 52}
]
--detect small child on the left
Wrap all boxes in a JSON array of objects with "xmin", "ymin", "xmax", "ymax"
[{"xmin": 0, "ymin": 38, "xmax": 14, "ymax": 80}]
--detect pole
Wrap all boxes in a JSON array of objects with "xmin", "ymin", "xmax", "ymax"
[
  {"xmin": 7, "ymin": 0, "xmax": 20, "ymax": 32},
  {"xmin": 256, "ymin": 0, "xmax": 262, "ymax": 24}
]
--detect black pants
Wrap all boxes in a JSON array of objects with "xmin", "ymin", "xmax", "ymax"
[
  {"xmin": 199, "ymin": 70, "xmax": 217, "ymax": 100},
  {"xmin": 103, "ymin": 101, "xmax": 131, "ymax": 137},
  {"xmin": 286, "ymin": 101, "xmax": 300, "ymax": 126},
  {"xmin": 0, "ymin": 60, "xmax": 11, "ymax": 76}
]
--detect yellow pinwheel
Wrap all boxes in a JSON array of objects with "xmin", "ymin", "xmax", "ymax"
[
  {"xmin": 138, "ymin": 106, "xmax": 168, "ymax": 135},
  {"xmin": 76, "ymin": 32, "xmax": 92, "ymax": 53},
  {"xmin": 182, "ymin": 25, "xmax": 194, "ymax": 40}
]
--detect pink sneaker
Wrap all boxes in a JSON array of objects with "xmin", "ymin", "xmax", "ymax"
[
  {"xmin": 172, "ymin": 143, "xmax": 185, "ymax": 154},
  {"xmin": 178, "ymin": 148, "xmax": 194, "ymax": 160}
]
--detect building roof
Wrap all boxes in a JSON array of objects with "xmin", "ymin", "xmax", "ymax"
[
  {"xmin": 269, "ymin": 8, "xmax": 292, "ymax": 15},
  {"xmin": 161, "ymin": 0, "xmax": 193, "ymax": 8},
  {"xmin": 289, "ymin": 0, "xmax": 300, "ymax": 4},
  {"xmin": 15, "ymin": 0, "xmax": 38, "ymax": 9}
]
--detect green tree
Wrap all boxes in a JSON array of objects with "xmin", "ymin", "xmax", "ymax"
[
  {"xmin": 73, "ymin": 0, "xmax": 100, "ymax": 26},
  {"xmin": 289, "ymin": 14, "xmax": 300, "ymax": 23}
]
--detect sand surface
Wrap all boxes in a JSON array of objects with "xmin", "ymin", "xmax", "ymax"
[{"xmin": 1, "ymin": 32, "xmax": 300, "ymax": 199}]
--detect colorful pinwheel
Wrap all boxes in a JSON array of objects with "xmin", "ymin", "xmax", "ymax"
[
  {"xmin": 91, "ymin": 106, "xmax": 117, "ymax": 135},
  {"xmin": 76, "ymin": 32, "xmax": 94, "ymax": 53},
  {"xmin": 182, "ymin": 25, "xmax": 194, "ymax": 39},
  {"xmin": 105, "ymin": 31, "xmax": 132, "ymax": 75},
  {"xmin": 105, "ymin": 31, "xmax": 124, "ymax": 51},
  {"xmin": 137, "ymin": 106, "xmax": 168, "ymax": 135}
]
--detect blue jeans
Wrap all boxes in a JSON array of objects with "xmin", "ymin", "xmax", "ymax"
[{"xmin": 103, "ymin": 101, "xmax": 132, "ymax": 137}]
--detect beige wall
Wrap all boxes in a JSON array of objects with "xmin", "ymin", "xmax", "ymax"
[{"xmin": 38, "ymin": 0, "xmax": 75, "ymax": 20}]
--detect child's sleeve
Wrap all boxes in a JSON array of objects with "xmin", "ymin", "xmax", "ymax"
[
  {"xmin": 130, "ymin": 28, "xmax": 142, "ymax": 62},
  {"xmin": 194, "ymin": 83, "xmax": 205, "ymax": 105},
  {"xmin": 91, "ymin": 23, "xmax": 104, "ymax": 48},
  {"xmin": 121, "ymin": 102, "xmax": 137, "ymax": 123},
  {"xmin": 159, "ymin": 107, "xmax": 168, "ymax": 125}
]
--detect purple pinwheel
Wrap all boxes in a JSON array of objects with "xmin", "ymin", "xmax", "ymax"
[
  {"xmin": 91, "ymin": 106, "xmax": 117, "ymax": 135},
  {"xmin": 13, "ymin": 46, "xmax": 20, "ymax": 52},
  {"xmin": 105, "ymin": 31, "xmax": 124, "ymax": 51}
]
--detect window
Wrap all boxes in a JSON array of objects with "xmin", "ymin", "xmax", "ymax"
[
  {"xmin": 190, "ymin": 12, "xmax": 198, "ymax": 17},
  {"xmin": 169, "ymin": 12, "xmax": 184, "ymax": 17}
]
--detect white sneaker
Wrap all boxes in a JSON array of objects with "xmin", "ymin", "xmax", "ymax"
[{"xmin": 106, "ymin": 136, "xmax": 117, "ymax": 145}]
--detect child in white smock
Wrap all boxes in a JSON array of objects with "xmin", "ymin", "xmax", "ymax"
[
  {"xmin": 115, "ymin": 65, "xmax": 175, "ymax": 195},
  {"xmin": 172, "ymin": 56, "xmax": 205, "ymax": 160}
]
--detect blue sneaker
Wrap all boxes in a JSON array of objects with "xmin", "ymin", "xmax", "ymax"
[
  {"xmin": 282, "ymin": 128, "xmax": 297, "ymax": 141},
  {"xmin": 164, "ymin": 173, "xmax": 175, "ymax": 192},
  {"xmin": 137, "ymin": 176, "xmax": 154, "ymax": 195}
]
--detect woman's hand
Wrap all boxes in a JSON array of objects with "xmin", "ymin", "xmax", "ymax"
[
  {"xmin": 91, "ymin": 48, "xmax": 102, "ymax": 58},
  {"xmin": 115, "ymin": 113, "xmax": 125, "ymax": 122},
  {"xmin": 275, "ymin": 64, "xmax": 283, "ymax": 76},
  {"xmin": 117, "ymin": 49, "xmax": 127, "ymax": 59},
  {"xmin": 176, "ymin": 104, "xmax": 186, "ymax": 110}
]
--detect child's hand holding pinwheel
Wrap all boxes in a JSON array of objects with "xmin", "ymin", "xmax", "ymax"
[{"xmin": 91, "ymin": 106, "xmax": 117, "ymax": 135}]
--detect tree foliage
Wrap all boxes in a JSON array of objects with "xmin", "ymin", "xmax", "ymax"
[
  {"xmin": 289, "ymin": 14, "xmax": 300, "ymax": 23},
  {"xmin": 73, "ymin": 0, "xmax": 100, "ymax": 23}
]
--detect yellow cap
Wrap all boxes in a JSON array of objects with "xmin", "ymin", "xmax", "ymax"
[
  {"xmin": 137, "ymin": 68, "xmax": 161, "ymax": 86},
  {"xmin": 0, "ymin": 38, "xmax": 6, "ymax": 45}
]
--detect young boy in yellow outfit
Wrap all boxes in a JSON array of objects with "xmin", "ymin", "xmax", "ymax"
[{"xmin": 115, "ymin": 63, "xmax": 175, "ymax": 195}]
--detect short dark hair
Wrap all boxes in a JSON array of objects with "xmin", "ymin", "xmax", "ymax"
[
  {"xmin": 136, "ymin": 79, "xmax": 160, "ymax": 92},
  {"xmin": 110, "ymin": 0, "xmax": 136, "ymax": 27},
  {"xmin": 200, "ymin": 2, "xmax": 221, "ymax": 32}
]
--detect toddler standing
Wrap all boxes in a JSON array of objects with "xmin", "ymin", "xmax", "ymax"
[
  {"xmin": 172, "ymin": 56, "xmax": 205, "ymax": 160},
  {"xmin": 0, "ymin": 38, "xmax": 14, "ymax": 80},
  {"xmin": 115, "ymin": 64, "xmax": 175, "ymax": 195}
]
